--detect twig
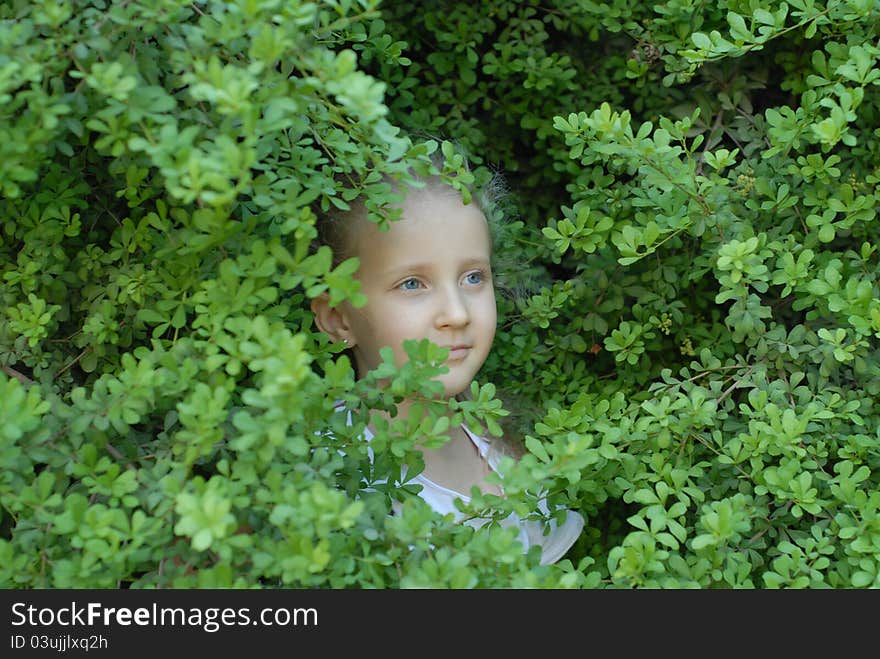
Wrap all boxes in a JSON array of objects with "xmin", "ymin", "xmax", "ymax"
[
  {"xmin": 105, "ymin": 442, "xmax": 138, "ymax": 472},
  {"xmin": 2, "ymin": 364, "xmax": 33, "ymax": 385},
  {"xmin": 55, "ymin": 347, "xmax": 92, "ymax": 379}
]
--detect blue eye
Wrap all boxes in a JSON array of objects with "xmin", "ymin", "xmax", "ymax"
[
  {"xmin": 465, "ymin": 270, "xmax": 486, "ymax": 285},
  {"xmin": 399, "ymin": 278, "xmax": 422, "ymax": 291}
]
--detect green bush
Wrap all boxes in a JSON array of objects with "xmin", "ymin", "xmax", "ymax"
[{"xmin": 2, "ymin": 0, "xmax": 879, "ymax": 588}]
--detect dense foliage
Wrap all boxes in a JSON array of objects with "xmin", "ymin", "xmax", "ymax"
[{"xmin": 2, "ymin": 0, "xmax": 879, "ymax": 588}]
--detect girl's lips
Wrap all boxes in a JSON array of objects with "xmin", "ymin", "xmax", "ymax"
[{"xmin": 446, "ymin": 346, "xmax": 471, "ymax": 361}]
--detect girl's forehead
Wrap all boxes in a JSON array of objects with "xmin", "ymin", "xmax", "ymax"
[
  {"xmin": 352, "ymin": 188, "xmax": 491, "ymax": 262},
  {"xmin": 360, "ymin": 187, "xmax": 488, "ymax": 239}
]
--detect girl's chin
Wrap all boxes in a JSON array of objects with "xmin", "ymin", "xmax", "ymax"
[{"xmin": 439, "ymin": 378, "xmax": 473, "ymax": 399}]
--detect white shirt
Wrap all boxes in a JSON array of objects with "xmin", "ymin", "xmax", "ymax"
[{"xmin": 348, "ymin": 409, "xmax": 584, "ymax": 565}]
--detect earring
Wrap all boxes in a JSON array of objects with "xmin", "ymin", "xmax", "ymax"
[{"xmin": 342, "ymin": 338, "xmax": 349, "ymax": 346}]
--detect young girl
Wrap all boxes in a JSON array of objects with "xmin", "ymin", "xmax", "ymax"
[{"xmin": 310, "ymin": 164, "xmax": 583, "ymax": 565}]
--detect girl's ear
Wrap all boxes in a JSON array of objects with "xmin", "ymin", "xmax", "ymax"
[{"xmin": 310, "ymin": 293, "xmax": 356, "ymax": 346}]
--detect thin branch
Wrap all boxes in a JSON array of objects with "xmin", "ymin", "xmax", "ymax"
[
  {"xmin": 2, "ymin": 364, "xmax": 34, "ymax": 385},
  {"xmin": 55, "ymin": 347, "xmax": 92, "ymax": 379}
]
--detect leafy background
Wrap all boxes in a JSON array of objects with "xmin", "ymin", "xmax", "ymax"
[{"xmin": 1, "ymin": 0, "xmax": 879, "ymax": 588}]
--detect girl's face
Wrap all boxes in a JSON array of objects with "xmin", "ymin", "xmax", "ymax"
[{"xmin": 339, "ymin": 186, "xmax": 497, "ymax": 398}]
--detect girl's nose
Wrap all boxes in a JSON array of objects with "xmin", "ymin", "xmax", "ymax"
[{"xmin": 435, "ymin": 285, "xmax": 469, "ymax": 327}]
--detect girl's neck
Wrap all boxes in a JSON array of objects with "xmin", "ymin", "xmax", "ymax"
[
  {"xmin": 367, "ymin": 398, "xmax": 502, "ymax": 497},
  {"xmin": 371, "ymin": 396, "xmax": 456, "ymax": 427}
]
